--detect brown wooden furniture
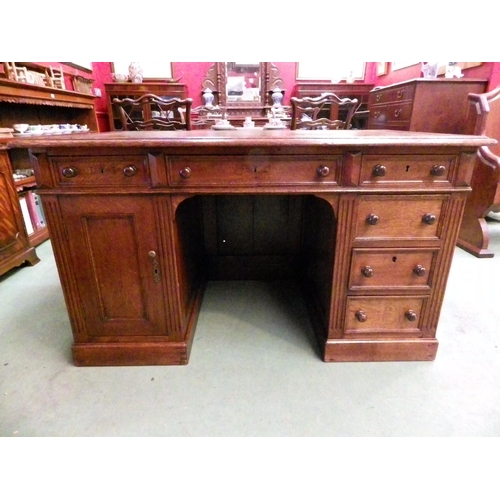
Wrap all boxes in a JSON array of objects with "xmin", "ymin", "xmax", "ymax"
[
  {"xmin": 113, "ymin": 94, "xmax": 193, "ymax": 131},
  {"xmin": 201, "ymin": 63, "xmax": 285, "ymax": 126},
  {"xmin": 290, "ymin": 93, "xmax": 358, "ymax": 130},
  {"xmin": 105, "ymin": 82, "xmax": 188, "ymax": 130},
  {"xmin": 0, "ymin": 71, "xmax": 99, "ymax": 275},
  {"xmin": 0, "ymin": 140, "xmax": 40, "ymax": 276},
  {"xmin": 367, "ymin": 78, "xmax": 488, "ymax": 133},
  {"xmin": 8, "ymin": 129, "xmax": 493, "ymax": 366},
  {"xmin": 293, "ymin": 83, "xmax": 374, "ymax": 129},
  {"xmin": 457, "ymin": 86, "xmax": 500, "ymax": 258}
]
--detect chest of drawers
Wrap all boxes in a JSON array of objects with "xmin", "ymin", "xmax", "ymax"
[
  {"xmin": 367, "ymin": 78, "xmax": 488, "ymax": 133},
  {"xmin": 8, "ymin": 130, "xmax": 494, "ymax": 366}
]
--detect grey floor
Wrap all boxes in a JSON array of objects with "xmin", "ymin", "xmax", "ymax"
[{"xmin": 1, "ymin": 218, "xmax": 500, "ymax": 437}]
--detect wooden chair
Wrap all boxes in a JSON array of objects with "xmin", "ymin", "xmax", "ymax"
[
  {"xmin": 457, "ymin": 86, "xmax": 500, "ymax": 258},
  {"xmin": 113, "ymin": 94, "xmax": 193, "ymax": 131},
  {"xmin": 290, "ymin": 93, "xmax": 358, "ymax": 130},
  {"xmin": 46, "ymin": 66, "xmax": 65, "ymax": 89}
]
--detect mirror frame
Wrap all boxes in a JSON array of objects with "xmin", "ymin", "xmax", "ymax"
[{"xmin": 202, "ymin": 62, "xmax": 284, "ymax": 119}]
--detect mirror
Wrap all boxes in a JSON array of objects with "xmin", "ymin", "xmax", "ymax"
[{"xmin": 201, "ymin": 62, "xmax": 284, "ymax": 123}]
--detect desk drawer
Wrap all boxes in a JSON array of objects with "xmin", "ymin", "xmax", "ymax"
[
  {"xmin": 349, "ymin": 248, "xmax": 436, "ymax": 291},
  {"xmin": 360, "ymin": 155, "xmax": 454, "ymax": 185},
  {"xmin": 51, "ymin": 156, "xmax": 150, "ymax": 187},
  {"xmin": 354, "ymin": 195, "xmax": 446, "ymax": 241},
  {"xmin": 345, "ymin": 296, "xmax": 424, "ymax": 335},
  {"xmin": 371, "ymin": 84, "xmax": 415, "ymax": 105},
  {"xmin": 167, "ymin": 155, "xmax": 341, "ymax": 187}
]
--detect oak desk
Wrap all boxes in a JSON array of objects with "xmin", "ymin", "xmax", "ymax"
[{"xmin": 9, "ymin": 130, "xmax": 494, "ymax": 366}]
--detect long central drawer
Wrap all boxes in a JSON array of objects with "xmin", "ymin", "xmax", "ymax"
[{"xmin": 166, "ymin": 155, "xmax": 342, "ymax": 187}]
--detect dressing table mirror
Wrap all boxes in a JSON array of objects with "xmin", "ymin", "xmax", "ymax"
[{"xmin": 201, "ymin": 62, "xmax": 285, "ymax": 126}]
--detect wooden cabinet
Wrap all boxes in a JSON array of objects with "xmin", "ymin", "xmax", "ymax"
[
  {"xmin": 0, "ymin": 70, "xmax": 98, "ymax": 275},
  {"xmin": 367, "ymin": 78, "xmax": 488, "ymax": 133},
  {"xmin": 105, "ymin": 82, "xmax": 187, "ymax": 130},
  {"xmin": 11, "ymin": 129, "xmax": 492, "ymax": 366},
  {"xmin": 0, "ymin": 145, "xmax": 39, "ymax": 276}
]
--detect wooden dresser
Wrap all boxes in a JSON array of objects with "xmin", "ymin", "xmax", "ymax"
[
  {"xmin": 367, "ymin": 78, "xmax": 488, "ymax": 133},
  {"xmin": 0, "ymin": 76, "xmax": 98, "ymax": 275},
  {"xmin": 8, "ymin": 130, "xmax": 493, "ymax": 366}
]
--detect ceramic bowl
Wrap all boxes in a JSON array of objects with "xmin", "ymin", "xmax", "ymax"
[
  {"xmin": 112, "ymin": 73, "xmax": 128, "ymax": 82},
  {"xmin": 13, "ymin": 123, "xmax": 29, "ymax": 133}
]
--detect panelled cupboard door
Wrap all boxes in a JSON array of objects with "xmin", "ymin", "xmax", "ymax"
[{"xmin": 58, "ymin": 195, "xmax": 168, "ymax": 339}]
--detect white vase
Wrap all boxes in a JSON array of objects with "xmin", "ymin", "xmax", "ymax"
[{"xmin": 128, "ymin": 62, "xmax": 143, "ymax": 83}]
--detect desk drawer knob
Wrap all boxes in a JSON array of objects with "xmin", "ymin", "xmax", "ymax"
[
  {"xmin": 372, "ymin": 164, "xmax": 386, "ymax": 176},
  {"xmin": 355, "ymin": 310, "xmax": 367, "ymax": 322},
  {"xmin": 430, "ymin": 164, "xmax": 446, "ymax": 176},
  {"xmin": 361, "ymin": 266, "xmax": 374, "ymax": 278},
  {"xmin": 62, "ymin": 167, "xmax": 78, "ymax": 178},
  {"xmin": 405, "ymin": 310, "xmax": 418, "ymax": 322},
  {"xmin": 413, "ymin": 264, "xmax": 426, "ymax": 277},
  {"xmin": 179, "ymin": 167, "xmax": 192, "ymax": 179},
  {"xmin": 394, "ymin": 108, "xmax": 402, "ymax": 118},
  {"xmin": 123, "ymin": 165, "xmax": 137, "ymax": 177},
  {"xmin": 422, "ymin": 213, "xmax": 437, "ymax": 225},
  {"xmin": 397, "ymin": 89, "xmax": 405, "ymax": 99},
  {"xmin": 366, "ymin": 214, "xmax": 379, "ymax": 225},
  {"xmin": 317, "ymin": 165, "xmax": 330, "ymax": 177}
]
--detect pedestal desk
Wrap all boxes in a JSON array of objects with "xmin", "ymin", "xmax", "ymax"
[{"xmin": 7, "ymin": 130, "xmax": 494, "ymax": 366}]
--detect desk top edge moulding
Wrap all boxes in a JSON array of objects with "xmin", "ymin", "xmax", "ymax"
[{"xmin": 6, "ymin": 129, "xmax": 495, "ymax": 366}]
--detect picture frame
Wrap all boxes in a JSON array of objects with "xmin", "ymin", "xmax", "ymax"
[
  {"xmin": 111, "ymin": 62, "xmax": 173, "ymax": 80},
  {"xmin": 376, "ymin": 62, "xmax": 387, "ymax": 76},
  {"xmin": 391, "ymin": 62, "xmax": 420, "ymax": 71},
  {"xmin": 296, "ymin": 62, "xmax": 366, "ymax": 80}
]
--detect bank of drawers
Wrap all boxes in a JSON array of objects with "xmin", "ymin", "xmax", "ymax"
[
  {"xmin": 368, "ymin": 83, "xmax": 414, "ymax": 129},
  {"xmin": 345, "ymin": 194, "xmax": 447, "ymax": 337}
]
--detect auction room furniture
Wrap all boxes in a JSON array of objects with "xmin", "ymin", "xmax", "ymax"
[
  {"xmin": 0, "ymin": 138, "xmax": 40, "ymax": 275},
  {"xmin": 201, "ymin": 62, "xmax": 285, "ymax": 126},
  {"xmin": 8, "ymin": 129, "xmax": 493, "ymax": 366},
  {"xmin": 367, "ymin": 78, "xmax": 488, "ymax": 133},
  {"xmin": 113, "ymin": 94, "xmax": 193, "ymax": 131},
  {"xmin": 293, "ymin": 82, "xmax": 374, "ymax": 129},
  {"xmin": 457, "ymin": 86, "xmax": 500, "ymax": 258},
  {"xmin": 290, "ymin": 93, "xmax": 358, "ymax": 130},
  {"xmin": 0, "ymin": 65, "xmax": 98, "ymax": 275},
  {"xmin": 105, "ymin": 82, "xmax": 188, "ymax": 130}
]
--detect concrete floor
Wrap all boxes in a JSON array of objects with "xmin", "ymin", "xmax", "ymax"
[{"xmin": 1, "ymin": 218, "xmax": 500, "ymax": 437}]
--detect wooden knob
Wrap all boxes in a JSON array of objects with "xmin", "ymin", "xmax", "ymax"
[
  {"xmin": 372, "ymin": 164, "xmax": 386, "ymax": 176},
  {"xmin": 179, "ymin": 167, "xmax": 191, "ymax": 179},
  {"xmin": 430, "ymin": 164, "xmax": 446, "ymax": 176},
  {"xmin": 405, "ymin": 310, "xmax": 417, "ymax": 322},
  {"xmin": 317, "ymin": 165, "xmax": 330, "ymax": 177},
  {"xmin": 413, "ymin": 264, "xmax": 426, "ymax": 277},
  {"xmin": 62, "ymin": 167, "xmax": 78, "ymax": 178},
  {"xmin": 361, "ymin": 266, "xmax": 374, "ymax": 278},
  {"xmin": 355, "ymin": 310, "xmax": 367, "ymax": 322},
  {"xmin": 366, "ymin": 214, "xmax": 379, "ymax": 225},
  {"xmin": 123, "ymin": 165, "xmax": 137, "ymax": 177},
  {"xmin": 422, "ymin": 213, "xmax": 437, "ymax": 225}
]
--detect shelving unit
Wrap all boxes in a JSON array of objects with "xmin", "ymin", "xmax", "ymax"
[{"xmin": 0, "ymin": 62, "xmax": 98, "ymax": 275}]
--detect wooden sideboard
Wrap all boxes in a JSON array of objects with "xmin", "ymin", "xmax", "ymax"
[
  {"xmin": 8, "ymin": 130, "xmax": 493, "ymax": 366},
  {"xmin": 367, "ymin": 78, "xmax": 488, "ymax": 133},
  {"xmin": 105, "ymin": 82, "xmax": 188, "ymax": 131}
]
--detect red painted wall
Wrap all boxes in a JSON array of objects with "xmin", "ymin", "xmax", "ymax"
[{"xmin": 88, "ymin": 62, "xmax": 500, "ymax": 131}]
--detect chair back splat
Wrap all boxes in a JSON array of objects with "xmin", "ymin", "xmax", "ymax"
[
  {"xmin": 290, "ymin": 93, "xmax": 358, "ymax": 130},
  {"xmin": 113, "ymin": 94, "xmax": 193, "ymax": 130}
]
